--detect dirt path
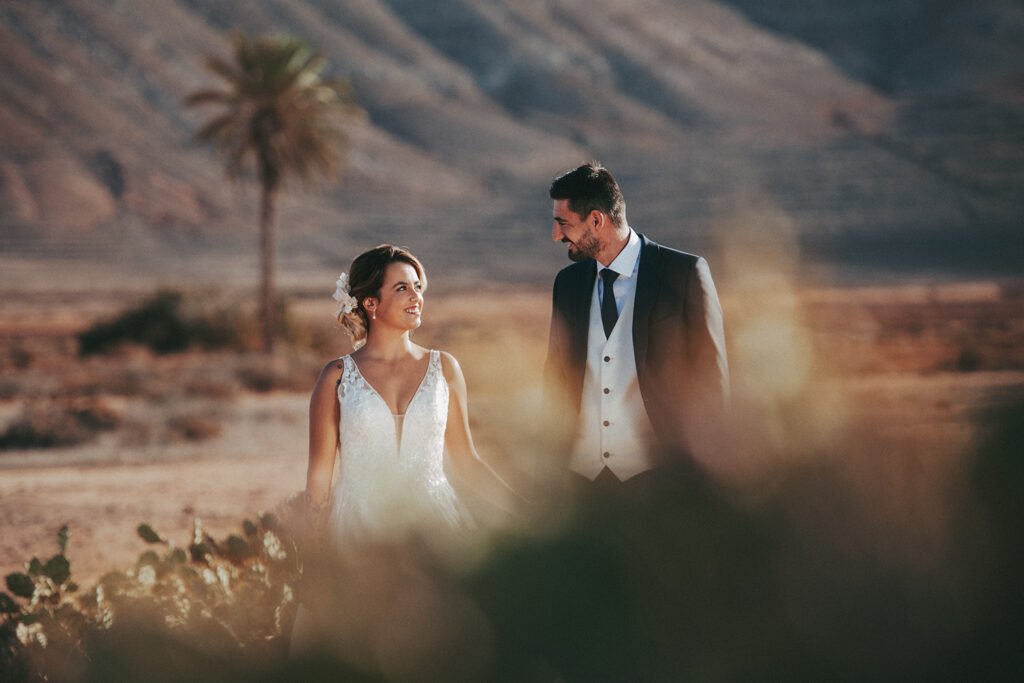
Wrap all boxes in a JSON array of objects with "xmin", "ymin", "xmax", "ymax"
[{"xmin": 0, "ymin": 394, "xmax": 308, "ymax": 585}]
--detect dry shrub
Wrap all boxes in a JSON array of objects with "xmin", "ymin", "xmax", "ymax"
[
  {"xmin": 234, "ymin": 354, "xmax": 319, "ymax": 393},
  {"xmin": 181, "ymin": 371, "xmax": 241, "ymax": 399},
  {"xmin": 3, "ymin": 341, "xmax": 35, "ymax": 371},
  {"xmin": 165, "ymin": 414, "xmax": 222, "ymax": 443},
  {"xmin": 76, "ymin": 289, "xmax": 321, "ymax": 357},
  {"xmin": 0, "ymin": 397, "xmax": 121, "ymax": 450},
  {"xmin": 77, "ymin": 290, "xmax": 251, "ymax": 356},
  {"xmin": 0, "ymin": 379, "xmax": 20, "ymax": 401}
]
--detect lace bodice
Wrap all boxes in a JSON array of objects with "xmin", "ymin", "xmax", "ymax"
[{"xmin": 328, "ymin": 350, "xmax": 467, "ymax": 548}]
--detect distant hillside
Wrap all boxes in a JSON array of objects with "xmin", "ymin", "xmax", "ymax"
[
  {"xmin": 0, "ymin": 0, "xmax": 1020, "ymax": 289},
  {"xmin": 719, "ymin": 0, "xmax": 1024, "ymax": 275},
  {"xmin": 720, "ymin": 0, "xmax": 1024, "ymax": 93}
]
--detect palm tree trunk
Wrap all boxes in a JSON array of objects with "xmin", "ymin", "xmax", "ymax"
[{"xmin": 260, "ymin": 184, "xmax": 276, "ymax": 354}]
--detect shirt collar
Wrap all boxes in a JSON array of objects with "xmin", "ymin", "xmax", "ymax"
[{"xmin": 598, "ymin": 229, "xmax": 641, "ymax": 278}]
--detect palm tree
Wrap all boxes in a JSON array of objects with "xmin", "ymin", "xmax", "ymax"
[{"xmin": 186, "ymin": 32, "xmax": 359, "ymax": 353}]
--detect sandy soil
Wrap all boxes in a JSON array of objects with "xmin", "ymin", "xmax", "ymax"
[{"xmin": 0, "ymin": 393, "xmax": 308, "ymax": 583}]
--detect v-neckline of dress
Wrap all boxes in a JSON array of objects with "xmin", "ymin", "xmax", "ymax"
[{"xmin": 349, "ymin": 351, "xmax": 434, "ymax": 417}]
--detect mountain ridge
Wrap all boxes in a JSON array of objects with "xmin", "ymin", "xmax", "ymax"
[{"xmin": 1, "ymin": 0, "xmax": 1020, "ymax": 287}]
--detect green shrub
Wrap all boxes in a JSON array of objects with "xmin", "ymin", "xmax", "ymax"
[
  {"xmin": 1, "ymin": 500, "xmax": 303, "ymax": 681},
  {"xmin": 76, "ymin": 290, "xmax": 319, "ymax": 356},
  {"xmin": 78, "ymin": 291, "xmax": 192, "ymax": 355},
  {"xmin": 77, "ymin": 290, "xmax": 250, "ymax": 356}
]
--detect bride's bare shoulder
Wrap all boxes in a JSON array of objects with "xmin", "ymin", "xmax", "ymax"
[
  {"xmin": 437, "ymin": 350, "xmax": 464, "ymax": 383},
  {"xmin": 319, "ymin": 356, "xmax": 347, "ymax": 377},
  {"xmin": 311, "ymin": 357, "xmax": 346, "ymax": 393}
]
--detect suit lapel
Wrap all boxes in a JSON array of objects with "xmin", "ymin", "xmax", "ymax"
[
  {"xmin": 569, "ymin": 260, "xmax": 596, "ymax": 373},
  {"xmin": 633, "ymin": 234, "xmax": 658, "ymax": 381}
]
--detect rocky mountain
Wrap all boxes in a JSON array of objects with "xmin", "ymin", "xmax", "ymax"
[
  {"xmin": 0, "ymin": 0, "xmax": 1020, "ymax": 289},
  {"xmin": 721, "ymin": 0, "xmax": 1024, "ymax": 274}
]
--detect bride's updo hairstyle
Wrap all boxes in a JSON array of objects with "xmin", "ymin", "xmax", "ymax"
[{"xmin": 338, "ymin": 244, "xmax": 427, "ymax": 345}]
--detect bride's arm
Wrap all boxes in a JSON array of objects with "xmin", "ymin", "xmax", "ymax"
[
  {"xmin": 304, "ymin": 360, "xmax": 342, "ymax": 548},
  {"xmin": 440, "ymin": 351, "xmax": 524, "ymax": 515}
]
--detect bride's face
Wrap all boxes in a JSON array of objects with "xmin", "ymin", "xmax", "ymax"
[{"xmin": 367, "ymin": 261, "xmax": 425, "ymax": 332}]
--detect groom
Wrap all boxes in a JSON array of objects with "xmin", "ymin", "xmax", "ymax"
[{"xmin": 543, "ymin": 162, "xmax": 729, "ymax": 486}]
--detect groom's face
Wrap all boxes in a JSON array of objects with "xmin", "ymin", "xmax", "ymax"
[{"xmin": 552, "ymin": 199, "xmax": 600, "ymax": 262}]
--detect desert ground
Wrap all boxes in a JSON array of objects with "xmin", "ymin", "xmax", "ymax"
[{"xmin": 1, "ymin": 279, "xmax": 1022, "ymax": 587}]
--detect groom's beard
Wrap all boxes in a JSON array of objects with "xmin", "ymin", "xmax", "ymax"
[{"xmin": 565, "ymin": 233, "xmax": 600, "ymax": 262}]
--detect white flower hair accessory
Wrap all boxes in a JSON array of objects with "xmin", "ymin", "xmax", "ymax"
[{"xmin": 332, "ymin": 272, "xmax": 358, "ymax": 317}]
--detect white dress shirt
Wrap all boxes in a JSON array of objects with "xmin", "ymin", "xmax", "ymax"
[
  {"xmin": 597, "ymin": 229, "xmax": 642, "ymax": 321},
  {"xmin": 570, "ymin": 230, "xmax": 658, "ymax": 481}
]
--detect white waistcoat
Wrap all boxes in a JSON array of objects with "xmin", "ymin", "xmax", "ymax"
[{"xmin": 569, "ymin": 277, "xmax": 658, "ymax": 480}]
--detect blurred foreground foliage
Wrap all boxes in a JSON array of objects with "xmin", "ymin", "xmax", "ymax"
[
  {"xmin": 1, "ymin": 398, "xmax": 1022, "ymax": 681},
  {"xmin": 1, "ymin": 500, "xmax": 303, "ymax": 683},
  {"xmin": 76, "ymin": 289, "xmax": 331, "ymax": 356}
]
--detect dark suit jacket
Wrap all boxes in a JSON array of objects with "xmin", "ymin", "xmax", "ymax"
[{"xmin": 543, "ymin": 234, "xmax": 729, "ymax": 469}]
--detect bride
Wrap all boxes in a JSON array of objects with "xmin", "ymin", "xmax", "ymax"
[
  {"xmin": 291, "ymin": 245, "xmax": 519, "ymax": 670},
  {"xmin": 305, "ymin": 244, "xmax": 519, "ymax": 550}
]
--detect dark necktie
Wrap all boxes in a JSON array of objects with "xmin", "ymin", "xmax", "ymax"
[{"xmin": 600, "ymin": 268, "xmax": 619, "ymax": 338}]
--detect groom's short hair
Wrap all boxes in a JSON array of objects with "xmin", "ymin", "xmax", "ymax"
[{"xmin": 549, "ymin": 162, "xmax": 626, "ymax": 228}]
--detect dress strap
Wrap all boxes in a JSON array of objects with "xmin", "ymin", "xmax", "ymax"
[{"xmin": 336, "ymin": 355, "xmax": 353, "ymax": 396}]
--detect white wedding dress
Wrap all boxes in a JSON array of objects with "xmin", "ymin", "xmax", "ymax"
[
  {"xmin": 327, "ymin": 349, "xmax": 470, "ymax": 548},
  {"xmin": 290, "ymin": 350, "xmax": 473, "ymax": 657}
]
